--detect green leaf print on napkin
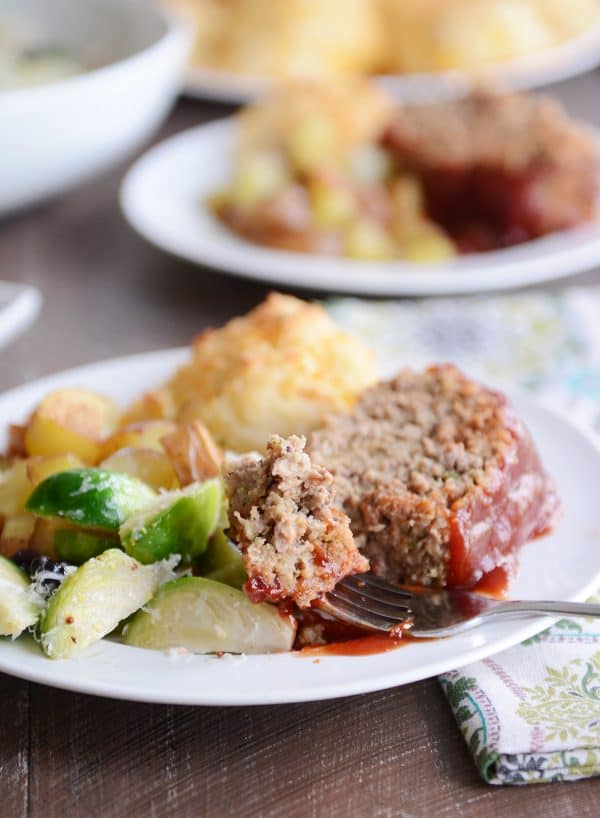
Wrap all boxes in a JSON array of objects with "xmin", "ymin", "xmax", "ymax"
[
  {"xmin": 440, "ymin": 674, "xmax": 500, "ymax": 781},
  {"xmin": 517, "ymin": 652, "xmax": 600, "ymax": 745},
  {"xmin": 521, "ymin": 616, "xmax": 583, "ymax": 645}
]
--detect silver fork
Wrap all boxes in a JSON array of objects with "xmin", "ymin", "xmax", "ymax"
[{"xmin": 316, "ymin": 573, "xmax": 600, "ymax": 638}]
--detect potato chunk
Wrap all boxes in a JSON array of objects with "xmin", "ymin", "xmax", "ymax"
[
  {"xmin": 0, "ymin": 513, "xmax": 36, "ymax": 557},
  {"xmin": 120, "ymin": 388, "xmax": 175, "ymax": 425},
  {"xmin": 0, "ymin": 460, "xmax": 32, "ymax": 517},
  {"xmin": 26, "ymin": 454, "xmax": 83, "ymax": 487},
  {"xmin": 100, "ymin": 420, "xmax": 177, "ymax": 460},
  {"xmin": 24, "ymin": 389, "xmax": 119, "ymax": 464},
  {"xmin": 161, "ymin": 421, "xmax": 222, "ymax": 487},
  {"xmin": 30, "ymin": 518, "xmax": 61, "ymax": 559},
  {"xmin": 100, "ymin": 448, "xmax": 178, "ymax": 491}
]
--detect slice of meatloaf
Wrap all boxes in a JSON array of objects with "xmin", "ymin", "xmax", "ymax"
[
  {"xmin": 225, "ymin": 434, "xmax": 369, "ymax": 608},
  {"xmin": 308, "ymin": 365, "xmax": 560, "ymax": 589},
  {"xmin": 382, "ymin": 93, "xmax": 599, "ymax": 249}
]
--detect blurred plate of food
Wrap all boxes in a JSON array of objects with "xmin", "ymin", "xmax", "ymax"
[
  {"xmin": 167, "ymin": 0, "xmax": 600, "ymax": 102},
  {"xmin": 121, "ymin": 83, "xmax": 600, "ymax": 296}
]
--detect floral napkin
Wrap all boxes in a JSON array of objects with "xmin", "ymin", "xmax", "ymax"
[{"xmin": 327, "ymin": 286, "xmax": 600, "ymax": 785}]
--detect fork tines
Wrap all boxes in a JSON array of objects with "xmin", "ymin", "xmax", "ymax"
[
  {"xmin": 341, "ymin": 573, "xmax": 414, "ymax": 602},
  {"xmin": 318, "ymin": 573, "xmax": 415, "ymax": 634}
]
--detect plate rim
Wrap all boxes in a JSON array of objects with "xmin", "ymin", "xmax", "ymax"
[
  {"xmin": 120, "ymin": 118, "xmax": 600, "ymax": 296},
  {"xmin": 0, "ymin": 282, "xmax": 42, "ymax": 350},
  {"xmin": 0, "ymin": 347, "xmax": 599, "ymax": 704}
]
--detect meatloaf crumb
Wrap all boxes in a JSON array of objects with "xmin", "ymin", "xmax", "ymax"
[
  {"xmin": 308, "ymin": 365, "xmax": 560, "ymax": 588},
  {"xmin": 225, "ymin": 434, "xmax": 369, "ymax": 608}
]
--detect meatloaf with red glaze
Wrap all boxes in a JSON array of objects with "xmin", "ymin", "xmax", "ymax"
[
  {"xmin": 225, "ymin": 434, "xmax": 369, "ymax": 608},
  {"xmin": 308, "ymin": 365, "xmax": 560, "ymax": 588},
  {"xmin": 383, "ymin": 93, "xmax": 599, "ymax": 251}
]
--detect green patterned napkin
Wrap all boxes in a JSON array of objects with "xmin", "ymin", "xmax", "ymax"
[
  {"xmin": 327, "ymin": 287, "xmax": 600, "ymax": 785},
  {"xmin": 440, "ymin": 606, "xmax": 600, "ymax": 784}
]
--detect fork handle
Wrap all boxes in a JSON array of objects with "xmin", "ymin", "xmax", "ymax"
[{"xmin": 484, "ymin": 600, "xmax": 600, "ymax": 619}]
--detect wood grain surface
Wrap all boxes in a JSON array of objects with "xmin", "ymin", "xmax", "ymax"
[{"xmin": 1, "ymin": 72, "xmax": 600, "ymax": 817}]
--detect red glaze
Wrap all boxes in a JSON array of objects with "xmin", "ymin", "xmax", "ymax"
[
  {"xmin": 312, "ymin": 546, "xmax": 335, "ymax": 578},
  {"xmin": 419, "ymin": 166, "xmax": 539, "ymax": 250},
  {"xmin": 472, "ymin": 566, "xmax": 509, "ymax": 599},
  {"xmin": 294, "ymin": 609, "xmax": 423, "ymax": 657},
  {"xmin": 400, "ymin": 156, "xmax": 598, "ymax": 253},
  {"xmin": 244, "ymin": 574, "xmax": 284, "ymax": 604},
  {"xmin": 446, "ymin": 402, "xmax": 561, "ymax": 589},
  {"xmin": 294, "ymin": 609, "xmax": 370, "ymax": 647},
  {"xmin": 300, "ymin": 634, "xmax": 409, "ymax": 657}
]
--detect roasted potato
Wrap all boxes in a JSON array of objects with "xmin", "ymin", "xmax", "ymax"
[
  {"xmin": 100, "ymin": 420, "xmax": 178, "ymax": 461},
  {"xmin": 6, "ymin": 424, "xmax": 27, "ymax": 458},
  {"xmin": 99, "ymin": 447, "xmax": 179, "ymax": 491},
  {"xmin": 0, "ymin": 513, "xmax": 36, "ymax": 557},
  {"xmin": 24, "ymin": 389, "xmax": 119, "ymax": 464},
  {"xmin": 26, "ymin": 454, "xmax": 83, "ymax": 488},
  {"xmin": 29, "ymin": 518, "xmax": 61, "ymax": 559},
  {"xmin": 161, "ymin": 421, "xmax": 222, "ymax": 486},
  {"xmin": 120, "ymin": 388, "xmax": 175, "ymax": 425},
  {"xmin": 0, "ymin": 460, "xmax": 32, "ymax": 517}
]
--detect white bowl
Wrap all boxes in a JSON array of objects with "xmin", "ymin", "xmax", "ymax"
[{"xmin": 0, "ymin": 0, "xmax": 190, "ymax": 215}]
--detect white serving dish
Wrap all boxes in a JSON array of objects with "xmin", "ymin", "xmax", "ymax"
[{"xmin": 0, "ymin": 0, "xmax": 190, "ymax": 215}]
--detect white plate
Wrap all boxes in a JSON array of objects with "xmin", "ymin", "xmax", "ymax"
[
  {"xmin": 183, "ymin": 23, "xmax": 600, "ymax": 104},
  {"xmin": 0, "ymin": 348, "xmax": 599, "ymax": 705},
  {"xmin": 120, "ymin": 120, "xmax": 600, "ymax": 296},
  {"xmin": 0, "ymin": 282, "xmax": 42, "ymax": 348}
]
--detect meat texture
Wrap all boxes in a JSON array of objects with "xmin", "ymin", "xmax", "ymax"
[
  {"xmin": 226, "ymin": 434, "xmax": 368, "ymax": 608},
  {"xmin": 308, "ymin": 365, "xmax": 560, "ymax": 588}
]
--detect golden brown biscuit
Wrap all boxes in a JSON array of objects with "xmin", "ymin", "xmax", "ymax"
[
  {"xmin": 187, "ymin": 0, "xmax": 382, "ymax": 79},
  {"xmin": 127, "ymin": 294, "xmax": 378, "ymax": 453}
]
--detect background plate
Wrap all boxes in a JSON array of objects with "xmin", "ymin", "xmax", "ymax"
[
  {"xmin": 0, "ymin": 348, "xmax": 599, "ymax": 705},
  {"xmin": 120, "ymin": 120, "xmax": 600, "ymax": 296},
  {"xmin": 183, "ymin": 23, "xmax": 600, "ymax": 103}
]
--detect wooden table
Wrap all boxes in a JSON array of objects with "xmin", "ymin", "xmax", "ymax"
[{"xmin": 1, "ymin": 72, "xmax": 599, "ymax": 818}]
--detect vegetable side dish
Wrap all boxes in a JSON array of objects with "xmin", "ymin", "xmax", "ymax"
[
  {"xmin": 0, "ymin": 295, "xmax": 560, "ymax": 659},
  {"xmin": 210, "ymin": 84, "xmax": 600, "ymax": 261}
]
